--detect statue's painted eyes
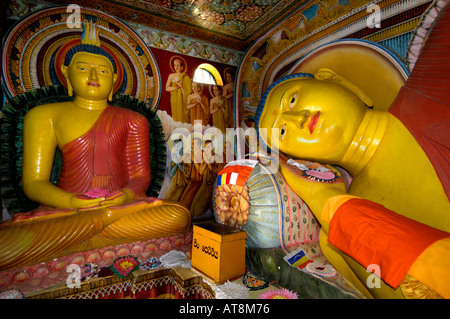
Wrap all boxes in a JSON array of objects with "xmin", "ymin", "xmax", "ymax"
[
  {"xmin": 281, "ymin": 124, "xmax": 286, "ymax": 140},
  {"xmin": 289, "ymin": 92, "xmax": 297, "ymax": 109}
]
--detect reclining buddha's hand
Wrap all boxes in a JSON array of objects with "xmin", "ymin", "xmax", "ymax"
[{"xmin": 278, "ymin": 154, "xmax": 348, "ymax": 218}]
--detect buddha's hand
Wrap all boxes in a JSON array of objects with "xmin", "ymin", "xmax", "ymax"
[
  {"xmin": 100, "ymin": 189, "xmax": 135, "ymax": 207},
  {"xmin": 279, "ymin": 157, "xmax": 348, "ymax": 215},
  {"xmin": 71, "ymin": 194, "xmax": 106, "ymax": 209}
]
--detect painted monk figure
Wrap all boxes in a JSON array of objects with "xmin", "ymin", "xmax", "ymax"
[
  {"xmin": 186, "ymin": 81, "xmax": 210, "ymax": 126},
  {"xmin": 0, "ymin": 28, "xmax": 191, "ymax": 271},
  {"xmin": 210, "ymin": 85, "xmax": 227, "ymax": 133},
  {"xmin": 256, "ymin": 68, "xmax": 450, "ymax": 299},
  {"xmin": 165, "ymin": 58, "xmax": 191, "ymax": 123}
]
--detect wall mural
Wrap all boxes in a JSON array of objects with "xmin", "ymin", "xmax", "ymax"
[
  {"xmin": 151, "ymin": 47, "xmax": 237, "ymax": 218},
  {"xmin": 133, "ymin": 24, "xmax": 243, "ymax": 67},
  {"xmin": 151, "ymin": 48, "xmax": 236, "ymax": 127}
]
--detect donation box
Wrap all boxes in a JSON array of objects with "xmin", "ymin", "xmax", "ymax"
[{"xmin": 192, "ymin": 222, "xmax": 246, "ymax": 282}]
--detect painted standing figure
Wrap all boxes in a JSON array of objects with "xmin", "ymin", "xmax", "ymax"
[{"xmin": 165, "ymin": 57, "xmax": 191, "ymax": 123}]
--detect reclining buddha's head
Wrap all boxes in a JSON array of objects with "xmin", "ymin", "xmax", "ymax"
[
  {"xmin": 60, "ymin": 22, "xmax": 117, "ymax": 102},
  {"xmin": 256, "ymin": 68, "xmax": 373, "ymax": 163}
]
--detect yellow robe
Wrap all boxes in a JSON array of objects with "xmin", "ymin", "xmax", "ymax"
[{"xmin": 169, "ymin": 73, "xmax": 191, "ymax": 123}]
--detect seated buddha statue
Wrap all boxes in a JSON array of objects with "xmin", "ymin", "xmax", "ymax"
[
  {"xmin": 256, "ymin": 68, "xmax": 450, "ymax": 298},
  {"xmin": 0, "ymin": 29, "xmax": 191, "ymax": 271}
]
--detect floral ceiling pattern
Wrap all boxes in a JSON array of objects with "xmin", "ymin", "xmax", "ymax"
[{"xmin": 118, "ymin": 0, "xmax": 310, "ymax": 36}]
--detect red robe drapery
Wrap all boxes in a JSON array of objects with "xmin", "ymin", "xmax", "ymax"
[
  {"xmin": 389, "ymin": 1, "xmax": 450, "ymax": 199},
  {"xmin": 57, "ymin": 106, "xmax": 151, "ymax": 199}
]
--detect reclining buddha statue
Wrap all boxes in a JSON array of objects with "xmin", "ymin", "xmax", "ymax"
[
  {"xmin": 0, "ymin": 25, "xmax": 191, "ymax": 271},
  {"xmin": 256, "ymin": 66, "xmax": 450, "ymax": 299}
]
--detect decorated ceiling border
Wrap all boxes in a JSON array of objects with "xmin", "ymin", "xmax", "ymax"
[
  {"xmin": 129, "ymin": 22, "xmax": 243, "ymax": 66},
  {"xmin": 7, "ymin": 0, "xmax": 243, "ymax": 66},
  {"xmin": 234, "ymin": 0, "xmax": 432, "ymax": 143}
]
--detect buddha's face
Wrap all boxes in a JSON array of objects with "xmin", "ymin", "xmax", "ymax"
[
  {"xmin": 62, "ymin": 52, "xmax": 117, "ymax": 101},
  {"xmin": 258, "ymin": 78, "xmax": 365, "ymax": 162}
]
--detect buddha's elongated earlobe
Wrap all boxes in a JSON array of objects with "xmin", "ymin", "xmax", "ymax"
[
  {"xmin": 67, "ymin": 82, "xmax": 73, "ymax": 97},
  {"xmin": 61, "ymin": 64, "xmax": 73, "ymax": 97},
  {"xmin": 108, "ymin": 73, "xmax": 118, "ymax": 101}
]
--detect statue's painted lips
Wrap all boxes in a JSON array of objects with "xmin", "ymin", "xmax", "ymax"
[
  {"xmin": 308, "ymin": 111, "xmax": 320, "ymax": 134},
  {"xmin": 87, "ymin": 82, "xmax": 100, "ymax": 87}
]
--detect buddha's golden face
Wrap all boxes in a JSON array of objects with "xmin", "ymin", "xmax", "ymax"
[
  {"xmin": 62, "ymin": 52, "xmax": 117, "ymax": 101},
  {"xmin": 258, "ymin": 78, "xmax": 365, "ymax": 162}
]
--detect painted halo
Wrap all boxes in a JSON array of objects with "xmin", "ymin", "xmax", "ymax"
[{"xmin": 2, "ymin": 6, "xmax": 161, "ymax": 109}]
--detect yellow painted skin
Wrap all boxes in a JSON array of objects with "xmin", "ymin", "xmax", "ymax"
[
  {"xmin": 258, "ymin": 69, "xmax": 450, "ymax": 298},
  {"xmin": 0, "ymin": 51, "xmax": 191, "ymax": 270}
]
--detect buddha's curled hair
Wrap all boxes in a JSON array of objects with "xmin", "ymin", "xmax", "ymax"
[{"xmin": 64, "ymin": 44, "xmax": 117, "ymax": 73}]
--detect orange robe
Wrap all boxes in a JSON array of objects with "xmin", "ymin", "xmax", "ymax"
[{"xmin": 328, "ymin": 198, "xmax": 450, "ymax": 289}]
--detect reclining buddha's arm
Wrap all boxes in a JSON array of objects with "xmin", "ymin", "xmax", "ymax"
[{"xmin": 22, "ymin": 104, "xmax": 104, "ymax": 209}]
